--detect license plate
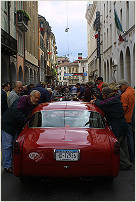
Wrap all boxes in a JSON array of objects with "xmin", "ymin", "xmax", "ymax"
[{"xmin": 54, "ymin": 149, "xmax": 80, "ymax": 161}]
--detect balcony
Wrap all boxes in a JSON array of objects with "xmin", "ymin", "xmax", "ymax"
[
  {"xmin": 17, "ymin": 10, "xmax": 30, "ymax": 32},
  {"xmin": 1, "ymin": 29, "xmax": 17, "ymax": 56}
]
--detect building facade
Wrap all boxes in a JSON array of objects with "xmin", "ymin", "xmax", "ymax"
[
  {"xmin": 86, "ymin": 1, "xmax": 135, "ymax": 86},
  {"xmin": 78, "ymin": 58, "xmax": 88, "ymax": 83},
  {"xmin": 1, "ymin": 1, "xmax": 17, "ymax": 83},
  {"xmin": 68, "ymin": 61, "xmax": 79, "ymax": 85},
  {"xmin": 24, "ymin": 1, "xmax": 39, "ymax": 85},
  {"xmin": 57, "ymin": 57, "xmax": 69, "ymax": 85},
  {"xmin": 85, "ymin": 2, "xmax": 99, "ymax": 82}
]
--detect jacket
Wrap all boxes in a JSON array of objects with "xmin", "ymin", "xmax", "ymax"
[
  {"xmin": 97, "ymin": 82, "xmax": 104, "ymax": 92},
  {"xmin": 7, "ymin": 90, "xmax": 19, "ymax": 107},
  {"xmin": 1, "ymin": 89, "xmax": 8, "ymax": 115},
  {"xmin": 94, "ymin": 95, "xmax": 128, "ymax": 138},
  {"xmin": 2, "ymin": 95, "xmax": 37, "ymax": 136},
  {"xmin": 120, "ymin": 86, "xmax": 135, "ymax": 123}
]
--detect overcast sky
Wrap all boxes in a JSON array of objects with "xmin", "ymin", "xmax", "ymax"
[{"xmin": 38, "ymin": 1, "xmax": 88, "ymax": 62}]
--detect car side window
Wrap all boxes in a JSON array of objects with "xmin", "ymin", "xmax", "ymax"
[
  {"xmin": 85, "ymin": 111, "xmax": 106, "ymax": 129},
  {"xmin": 29, "ymin": 112, "xmax": 42, "ymax": 127}
]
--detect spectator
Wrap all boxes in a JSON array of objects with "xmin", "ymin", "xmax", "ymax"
[
  {"xmin": 83, "ymin": 82, "xmax": 94, "ymax": 102},
  {"xmin": 109, "ymin": 82, "xmax": 121, "ymax": 95},
  {"xmin": 101, "ymin": 82, "xmax": 109, "ymax": 89},
  {"xmin": 76, "ymin": 83, "xmax": 84, "ymax": 99},
  {"xmin": 47, "ymin": 88, "xmax": 53, "ymax": 101},
  {"xmin": 2, "ymin": 82, "xmax": 11, "ymax": 96},
  {"xmin": 118, "ymin": 80, "xmax": 135, "ymax": 163},
  {"xmin": 7, "ymin": 81, "xmax": 23, "ymax": 107},
  {"xmin": 70, "ymin": 85, "xmax": 77, "ymax": 94},
  {"xmin": 20, "ymin": 85, "xmax": 29, "ymax": 96},
  {"xmin": 95, "ymin": 76, "xmax": 104, "ymax": 92},
  {"xmin": 1, "ymin": 90, "xmax": 41, "ymax": 174},
  {"xmin": 90, "ymin": 87, "xmax": 132, "ymax": 170},
  {"xmin": 1, "ymin": 83, "xmax": 9, "ymax": 115},
  {"xmin": 29, "ymin": 84, "xmax": 50, "ymax": 103},
  {"xmin": 27, "ymin": 84, "xmax": 35, "ymax": 93}
]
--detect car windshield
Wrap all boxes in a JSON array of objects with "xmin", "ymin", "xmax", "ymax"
[{"xmin": 29, "ymin": 110, "xmax": 105, "ymax": 128}]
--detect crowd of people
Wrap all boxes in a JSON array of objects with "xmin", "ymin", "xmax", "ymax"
[{"xmin": 1, "ymin": 77, "xmax": 135, "ymax": 173}]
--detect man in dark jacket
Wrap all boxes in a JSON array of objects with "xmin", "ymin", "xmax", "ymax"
[
  {"xmin": 29, "ymin": 84, "xmax": 50, "ymax": 103},
  {"xmin": 1, "ymin": 90, "xmax": 40, "ymax": 173},
  {"xmin": 76, "ymin": 83, "xmax": 84, "ymax": 99},
  {"xmin": 1, "ymin": 83, "xmax": 10, "ymax": 115},
  {"xmin": 90, "ymin": 87, "xmax": 132, "ymax": 170}
]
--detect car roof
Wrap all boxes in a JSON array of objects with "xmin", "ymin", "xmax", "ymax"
[{"xmin": 32, "ymin": 101, "xmax": 104, "ymax": 115}]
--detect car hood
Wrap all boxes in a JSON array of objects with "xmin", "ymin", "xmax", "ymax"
[{"xmin": 23, "ymin": 128, "xmax": 110, "ymax": 149}]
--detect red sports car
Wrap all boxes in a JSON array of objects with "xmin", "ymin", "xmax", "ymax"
[{"xmin": 13, "ymin": 101, "xmax": 120, "ymax": 181}]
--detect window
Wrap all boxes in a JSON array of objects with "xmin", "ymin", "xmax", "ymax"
[
  {"xmin": 18, "ymin": 1, "xmax": 23, "ymax": 10},
  {"xmin": 110, "ymin": 24, "xmax": 112, "ymax": 45},
  {"xmin": 29, "ymin": 110, "xmax": 106, "ymax": 128},
  {"xmin": 104, "ymin": 4, "xmax": 105, "ymax": 20},
  {"xmin": 64, "ymin": 67, "xmax": 66, "ymax": 70},
  {"xmin": 120, "ymin": 9, "xmax": 122, "ymax": 25},
  {"xmin": 5, "ymin": 1, "xmax": 8, "ymax": 11},
  {"xmin": 126, "ymin": 1, "xmax": 129, "ymax": 30},
  {"xmin": 18, "ymin": 31, "xmax": 23, "ymax": 55},
  {"xmin": 107, "ymin": 28, "xmax": 108, "ymax": 48},
  {"xmin": 60, "ymin": 77, "xmax": 61, "ymax": 80},
  {"xmin": 104, "ymin": 32, "xmax": 106, "ymax": 50},
  {"xmin": 107, "ymin": 1, "xmax": 108, "ymax": 16}
]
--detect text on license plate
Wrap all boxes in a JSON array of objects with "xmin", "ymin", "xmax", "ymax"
[{"xmin": 55, "ymin": 149, "xmax": 80, "ymax": 161}]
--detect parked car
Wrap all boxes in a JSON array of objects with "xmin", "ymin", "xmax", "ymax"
[{"xmin": 13, "ymin": 101, "xmax": 120, "ymax": 182}]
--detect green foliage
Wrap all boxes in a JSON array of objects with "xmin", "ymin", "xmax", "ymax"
[{"xmin": 17, "ymin": 10, "xmax": 31, "ymax": 21}]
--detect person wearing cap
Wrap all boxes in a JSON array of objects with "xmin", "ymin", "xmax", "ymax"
[
  {"xmin": 90, "ymin": 87, "xmax": 132, "ymax": 170},
  {"xmin": 96, "ymin": 76, "xmax": 104, "ymax": 92},
  {"xmin": 118, "ymin": 80, "xmax": 135, "ymax": 163}
]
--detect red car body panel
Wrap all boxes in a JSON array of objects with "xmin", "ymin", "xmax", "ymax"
[{"xmin": 13, "ymin": 101, "xmax": 120, "ymax": 177}]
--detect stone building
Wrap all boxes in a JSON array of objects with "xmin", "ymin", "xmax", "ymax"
[
  {"xmin": 38, "ymin": 15, "xmax": 57, "ymax": 85},
  {"xmin": 24, "ymin": 1, "xmax": 39, "ymax": 85},
  {"xmin": 78, "ymin": 58, "xmax": 88, "ymax": 84},
  {"xmin": 86, "ymin": 1, "xmax": 135, "ymax": 86},
  {"xmin": 57, "ymin": 57, "xmax": 70, "ymax": 85},
  {"xmin": 16, "ymin": 1, "xmax": 30, "ymax": 83},
  {"xmin": 101, "ymin": 1, "xmax": 135, "ymax": 86},
  {"xmin": 85, "ymin": 2, "xmax": 98, "ymax": 82},
  {"xmin": 68, "ymin": 61, "xmax": 80, "ymax": 85},
  {"xmin": 1, "ymin": 1, "xmax": 17, "ymax": 83}
]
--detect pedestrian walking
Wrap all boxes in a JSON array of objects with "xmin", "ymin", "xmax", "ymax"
[
  {"xmin": 118, "ymin": 80, "xmax": 135, "ymax": 163},
  {"xmin": 1, "ymin": 90, "xmax": 41, "ymax": 173},
  {"xmin": 7, "ymin": 81, "xmax": 23, "ymax": 107},
  {"xmin": 90, "ymin": 87, "xmax": 132, "ymax": 170}
]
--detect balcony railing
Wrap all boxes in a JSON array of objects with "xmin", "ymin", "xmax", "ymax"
[
  {"xmin": 17, "ymin": 10, "xmax": 30, "ymax": 32},
  {"xmin": 1, "ymin": 29, "xmax": 17, "ymax": 56}
]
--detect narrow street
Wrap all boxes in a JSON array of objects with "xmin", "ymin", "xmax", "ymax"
[{"xmin": 2, "ymin": 167, "xmax": 135, "ymax": 201}]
